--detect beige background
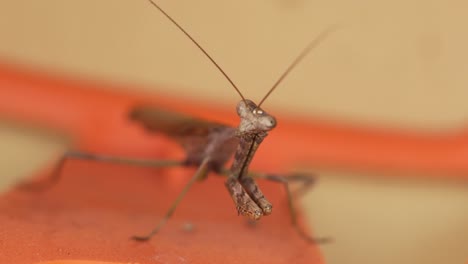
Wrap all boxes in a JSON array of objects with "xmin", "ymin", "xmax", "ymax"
[{"xmin": 1, "ymin": 1, "xmax": 468, "ymax": 263}]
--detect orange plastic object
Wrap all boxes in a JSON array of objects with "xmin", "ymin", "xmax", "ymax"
[
  {"xmin": 0, "ymin": 62, "xmax": 468, "ymax": 177},
  {"xmin": 2, "ymin": 159, "xmax": 322, "ymax": 264},
  {"xmin": 0, "ymin": 61, "xmax": 325, "ymax": 264},
  {"xmin": 0, "ymin": 61, "xmax": 467, "ymax": 263}
]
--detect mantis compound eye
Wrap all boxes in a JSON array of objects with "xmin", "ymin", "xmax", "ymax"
[{"xmin": 253, "ymin": 109, "xmax": 264, "ymax": 115}]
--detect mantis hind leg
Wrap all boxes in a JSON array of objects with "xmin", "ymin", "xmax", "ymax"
[{"xmin": 17, "ymin": 150, "xmax": 183, "ymax": 192}]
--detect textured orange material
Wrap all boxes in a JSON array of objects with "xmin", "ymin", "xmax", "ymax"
[
  {"xmin": 0, "ymin": 61, "xmax": 324, "ymax": 264},
  {"xmin": 0, "ymin": 61, "xmax": 468, "ymax": 263},
  {"xmin": 2, "ymin": 160, "xmax": 321, "ymax": 264},
  {"xmin": 36, "ymin": 262, "xmax": 128, "ymax": 264}
]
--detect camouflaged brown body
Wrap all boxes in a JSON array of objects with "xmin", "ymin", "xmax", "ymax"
[
  {"xmin": 29, "ymin": 1, "xmax": 333, "ymax": 243},
  {"xmin": 131, "ymin": 101, "xmax": 275, "ymax": 221},
  {"xmin": 130, "ymin": 106, "xmax": 239, "ymax": 173}
]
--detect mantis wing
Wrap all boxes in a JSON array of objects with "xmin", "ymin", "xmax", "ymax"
[{"xmin": 129, "ymin": 105, "xmax": 238, "ymax": 170}]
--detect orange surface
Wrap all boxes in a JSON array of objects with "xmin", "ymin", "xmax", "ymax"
[
  {"xmin": 1, "ymin": 159, "xmax": 322, "ymax": 264},
  {"xmin": 0, "ymin": 61, "xmax": 468, "ymax": 263},
  {"xmin": 0, "ymin": 62, "xmax": 324, "ymax": 263}
]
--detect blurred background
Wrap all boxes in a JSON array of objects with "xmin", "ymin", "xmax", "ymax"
[{"xmin": 0, "ymin": 0, "xmax": 468, "ymax": 264}]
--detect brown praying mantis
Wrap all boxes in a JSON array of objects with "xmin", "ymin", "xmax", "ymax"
[{"xmin": 21, "ymin": 0, "xmax": 335, "ymax": 243}]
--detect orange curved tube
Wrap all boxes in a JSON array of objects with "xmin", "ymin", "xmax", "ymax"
[{"xmin": 0, "ymin": 61, "xmax": 467, "ymax": 178}]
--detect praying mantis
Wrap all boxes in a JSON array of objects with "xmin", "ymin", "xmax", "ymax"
[{"xmin": 21, "ymin": 0, "xmax": 335, "ymax": 243}]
